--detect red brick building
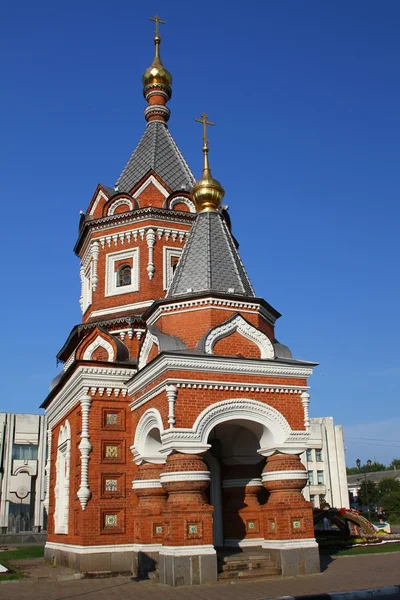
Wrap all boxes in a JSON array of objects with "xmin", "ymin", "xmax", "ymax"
[{"xmin": 42, "ymin": 24, "xmax": 319, "ymax": 585}]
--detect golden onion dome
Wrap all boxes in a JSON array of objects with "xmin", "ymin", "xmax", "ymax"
[
  {"xmin": 192, "ymin": 145, "xmax": 225, "ymax": 212},
  {"xmin": 142, "ymin": 35, "xmax": 172, "ymax": 91}
]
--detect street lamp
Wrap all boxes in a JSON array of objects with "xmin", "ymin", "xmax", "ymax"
[{"xmin": 356, "ymin": 458, "xmax": 361, "ymax": 469}]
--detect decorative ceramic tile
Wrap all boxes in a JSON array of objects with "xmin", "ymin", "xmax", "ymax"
[
  {"xmin": 188, "ymin": 524, "xmax": 198, "ymax": 534},
  {"xmin": 105, "ymin": 514, "xmax": 117, "ymax": 527},
  {"xmin": 154, "ymin": 524, "xmax": 163, "ymax": 535},
  {"xmin": 292, "ymin": 519, "xmax": 301, "ymax": 529},
  {"xmin": 105, "ymin": 479, "xmax": 118, "ymax": 492},
  {"xmin": 106, "ymin": 413, "xmax": 118, "ymax": 425},
  {"xmin": 247, "ymin": 521, "xmax": 255, "ymax": 530},
  {"xmin": 105, "ymin": 445, "xmax": 118, "ymax": 458}
]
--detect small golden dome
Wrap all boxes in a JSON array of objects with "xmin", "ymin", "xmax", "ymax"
[
  {"xmin": 142, "ymin": 36, "xmax": 172, "ymax": 90},
  {"xmin": 192, "ymin": 145, "xmax": 225, "ymax": 212}
]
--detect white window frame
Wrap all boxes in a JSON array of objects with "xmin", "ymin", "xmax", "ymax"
[
  {"xmin": 82, "ymin": 263, "xmax": 92, "ymax": 313},
  {"xmin": 163, "ymin": 246, "xmax": 182, "ymax": 290},
  {"xmin": 105, "ymin": 248, "xmax": 139, "ymax": 297}
]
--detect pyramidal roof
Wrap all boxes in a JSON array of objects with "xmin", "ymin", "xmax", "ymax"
[
  {"xmin": 115, "ymin": 121, "xmax": 195, "ymax": 193},
  {"xmin": 167, "ymin": 210, "xmax": 255, "ymax": 298}
]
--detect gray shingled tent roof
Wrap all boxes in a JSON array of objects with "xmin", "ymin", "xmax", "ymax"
[
  {"xmin": 116, "ymin": 121, "xmax": 195, "ymax": 193},
  {"xmin": 167, "ymin": 211, "xmax": 255, "ymax": 298}
]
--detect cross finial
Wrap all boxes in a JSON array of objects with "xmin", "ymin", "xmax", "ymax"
[
  {"xmin": 149, "ymin": 14, "xmax": 166, "ymax": 37},
  {"xmin": 194, "ymin": 112, "xmax": 215, "ymax": 147}
]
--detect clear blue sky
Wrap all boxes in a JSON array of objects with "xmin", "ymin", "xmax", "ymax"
[{"xmin": 2, "ymin": 1, "xmax": 400, "ymax": 467}]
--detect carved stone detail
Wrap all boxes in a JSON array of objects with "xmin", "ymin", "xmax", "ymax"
[
  {"xmin": 204, "ymin": 314, "xmax": 274, "ymax": 359},
  {"xmin": 77, "ymin": 395, "xmax": 92, "ymax": 510}
]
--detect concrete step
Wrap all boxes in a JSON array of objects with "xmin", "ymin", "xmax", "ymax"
[
  {"xmin": 218, "ymin": 565, "xmax": 281, "ymax": 579},
  {"xmin": 220, "ymin": 559, "xmax": 277, "ymax": 571},
  {"xmin": 147, "ymin": 569, "xmax": 159, "ymax": 582}
]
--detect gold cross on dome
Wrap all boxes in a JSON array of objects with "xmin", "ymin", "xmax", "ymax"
[
  {"xmin": 149, "ymin": 14, "xmax": 166, "ymax": 37},
  {"xmin": 194, "ymin": 112, "xmax": 215, "ymax": 146}
]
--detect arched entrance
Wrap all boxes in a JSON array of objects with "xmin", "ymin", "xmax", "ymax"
[{"xmin": 205, "ymin": 419, "xmax": 267, "ymax": 548}]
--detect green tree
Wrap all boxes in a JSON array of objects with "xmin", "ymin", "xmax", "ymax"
[
  {"xmin": 381, "ymin": 491, "xmax": 400, "ymax": 515},
  {"xmin": 378, "ymin": 478, "xmax": 400, "ymax": 497},
  {"xmin": 358, "ymin": 480, "xmax": 380, "ymax": 509},
  {"xmin": 347, "ymin": 461, "xmax": 387, "ymax": 475},
  {"xmin": 390, "ymin": 458, "xmax": 400, "ymax": 470}
]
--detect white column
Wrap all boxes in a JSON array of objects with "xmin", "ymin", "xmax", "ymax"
[
  {"xmin": 146, "ymin": 228, "xmax": 156, "ymax": 280},
  {"xmin": 79, "ymin": 266, "xmax": 85, "ymax": 312},
  {"xmin": 301, "ymin": 391, "xmax": 310, "ymax": 430},
  {"xmin": 166, "ymin": 385, "xmax": 177, "ymax": 427},
  {"xmin": 77, "ymin": 395, "xmax": 92, "ymax": 510},
  {"xmin": 43, "ymin": 425, "xmax": 52, "ymax": 512},
  {"xmin": 91, "ymin": 241, "xmax": 100, "ymax": 291}
]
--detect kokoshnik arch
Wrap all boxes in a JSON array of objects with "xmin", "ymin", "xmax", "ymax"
[{"xmin": 41, "ymin": 16, "xmax": 320, "ymax": 586}]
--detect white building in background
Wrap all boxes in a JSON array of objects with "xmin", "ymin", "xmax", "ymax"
[
  {"xmin": 302, "ymin": 417, "xmax": 349, "ymax": 509},
  {"xmin": 0, "ymin": 413, "xmax": 47, "ymax": 533}
]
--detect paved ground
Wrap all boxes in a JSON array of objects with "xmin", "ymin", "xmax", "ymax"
[{"xmin": 1, "ymin": 552, "xmax": 400, "ymax": 600}]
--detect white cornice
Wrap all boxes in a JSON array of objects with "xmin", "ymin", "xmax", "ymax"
[
  {"xmin": 262, "ymin": 470, "xmax": 307, "ymax": 482},
  {"xmin": 159, "ymin": 545, "xmax": 216, "ymax": 556},
  {"xmin": 262, "ymin": 538, "xmax": 318, "ymax": 550},
  {"xmin": 89, "ymin": 300, "xmax": 153, "ymax": 319},
  {"xmin": 45, "ymin": 365, "xmax": 135, "ymax": 428},
  {"xmin": 127, "ymin": 354, "xmax": 314, "ymax": 397}
]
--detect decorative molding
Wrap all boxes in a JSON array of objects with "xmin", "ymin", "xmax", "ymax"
[
  {"xmin": 166, "ymin": 385, "xmax": 177, "ymax": 427},
  {"xmin": 138, "ymin": 329, "xmax": 159, "ymax": 371},
  {"xmin": 132, "ymin": 479, "xmax": 162, "ymax": 489},
  {"xmin": 105, "ymin": 247, "xmax": 139, "ymax": 297},
  {"xmin": 131, "ymin": 408, "xmax": 165, "ymax": 465},
  {"xmin": 127, "ymin": 354, "xmax": 314, "ymax": 398},
  {"xmin": 45, "ymin": 365, "xmax": 134, "ymax": 428},
  {"xmin": 159, "ymin": 545, "xmax": 216, "ymax": 557},
  {"xmin": 43, "ymin": 427, "xmax": 52, "ymax": 512},
  {"xmin": 204, "ymin": 314, "xmax": 274, "ymax": 359},
  {"xmin": 63, "ymin": 351, "xmax": 76, "ymax": 372},
  {"xmin": 146, "ymin": 229, "xmax": 156, "ymax": 280},
  {"xmin": 160, "ymin": 471, "xmax": 210, "ymax": 484},
  {"xmin": 301, "ymin": 391, "xmax": 310, "ymax": 430},
  {"xmin": 262, "ymin": 470, "xmax": 308, "ymax": 482},
  {"xmin": 89, "ymin": 189, "xmax": 109, "ymax": 216},
  {"xmin": 132, "ymin": 174, "xmax": 169, "ymax": 200},
  {"xmin": 224, "ymin": 538, "xmax": 264, "ymax": 548},
  {"xmin": 45, "ymin": 541, "xmax": 154, "ymax": 554},
  {"xmin": 163, "ymin": 246, "xmax": 183, "ymax": 291},
  {"xmin": 147, "ymin": 296, "xmax": 277, "ymax": 327},
  {"xmin": 82, "ymin": 336, "xmax": 115, "ymax": 361},
  {"xmin": 54, "ymin": 420, "xmax": 71, "ymax": 534},
  {"xmin": 262, "ymin": 538, "xmax": 318, "ymax": 550},
  {"xmin": 222, "ymin": 478, "xmax": 262, "ymax": 488},
  {"xmin": 89, "ymin": 300, "xmax": 153, "ymax": 319},
  {"xmin": 108, "ymin": 198, "xmax": 133, "ymax": 215},
  {"xmin": 169, "ymin": 196, "xmax": 196, "ymax": 213},
  {"xmin": 77, "ymin": 395, "xmax": 92, "ymax": 510},
  {"xmin": 93, "ymin": 225, "xmax": 189, "ymax": 252}
]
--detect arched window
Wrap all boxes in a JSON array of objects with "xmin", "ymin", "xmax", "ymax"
[{"xmin": 117, "ymin": 264, "xmax": 131, "ymax": 287}]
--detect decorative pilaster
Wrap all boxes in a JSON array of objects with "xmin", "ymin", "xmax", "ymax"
[
  {"xmin": 300, "ymin": 391, "xmax": 310, "ymax": 430},
  {"xmin": 166, "ymin": 385, "xmax": 177, "ymax": 427},
  {"xmin": 79, "ymin": 266, "xmax": 85, "ymax": 312},
  {"xmin": 146, "ymin": 229, "xmax": 156, "ymax": 280},
  {"xmin": 132, "ymin": 463, "xmax": 167, "ymax": 548},
  {"xmin": 91, "ymin": 241, "xmax": 100, "ymax": 291},
  {"xmin": 77, "ymin": 394, "xmax": 92, "ymax": 510},
  {"xmin": 43, "ymin": 427, "xmax": 52, "ymax": 512}
]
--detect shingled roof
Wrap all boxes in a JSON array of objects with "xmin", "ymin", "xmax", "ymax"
[
  {"xmin": 116, "ymin": 121, "xmax": 195, "ymax": 193},
  {"xmin": 167, "ymin": 210, "xmax": 255, "ymax": 298}
]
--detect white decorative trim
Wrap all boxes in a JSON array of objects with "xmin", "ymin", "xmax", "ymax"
[
  {"xmin": 83, "ymin": 336, "xmax": 115, "ymax": 361},
  {"xmin": 131, "ymin": 408, "xmax": 165, "ymax": 465},
  {"xmin": 43, "ymin": 427, "xmax": 52, "ymax": 512},
  {"xmin": 91, "ymin": 241, "xmax": 100, "ymax": 291},
  {"xmin": 54, "ymin": 420, "xmax": 71, "ymax": 534},
  {"xmin": 224, "ymin": 538, "xmax": 264, "ymax": 547},
  {"xmin": 105, "ymin": 247, "xmax": 139, "ymax": 297},
  {"xmin": 147, "ymin": 297, "xmax": 277, "ymax": 327},
  {"xmin": 63, "ymin": 351, "xmax": 76, "ymax": 372},
  {"xmin": 108, "ymin": 198, "xmax": 133, "ymax": 215},
  {"xmin": 160, "ymin": 471, "xmax": 210, "ymax": 484},
  {"xmin": 92, "ymin": 226, "xmax": 189, "ymax": 253},
  {"xmin": 204, "ymin": 314, "xmax": 274, "ymax": 359},
  {"xmin": 45, "ymin": 365, "xmax": 134, "ymax": 429},
  {"xmin": 159, "ymin": 545, "xmax": 216, "ymax": 557},
  {"xmin": 77, "ymin": 395, "xmax": 92, "ymax": 510},
  {"xmin": 89, "ymin": 300, "xmax": 153, "ymax": 319},
  {"xmin": 146, "ymin": 229, "xmax": 156, "ymax": 280},
  {"xmin": 89, "ymin": 189, "xmax": 109, "ymax": 216},
  {"xmin": 138, "ymin": 330, "xmax": 159, "ymax": 371},
  {"xmin": 169, "ymin": 196, "xmax": 196, "ymax": 213},
  {"xmin": 45, "ymin": 541, "xmax": 161, "ymax": 554},
  {"xmin": 132, "ymin": 174, "xmax": 169, "ymax": 200},
  {"xmin": 163, "ymin": 246, "xmax": 183, "ymax": 290},
  {"xmin": 262, "ymin": 470, "xmax": 307, "ymax": 482},
  {"xmin": 222, "ymin": 478, "xmax": 262, "ymax": 488},
  {"xmin": 301, "ymin": 391, "xmax": 310, "ymax": 430},
  {"xmin": 132, "ymin": 479, "xmax": 162, "ymax": 489},
  {"xmin": 127, "ymin": 354, "xmax": 314, "ymax": 398},
  {"xmin": 262, "ymin": 538, "xmax": 318, "ymax": 550},
  {"xmin": 166, "ymin": 385, "xmax": 177, "ymax": 427}
]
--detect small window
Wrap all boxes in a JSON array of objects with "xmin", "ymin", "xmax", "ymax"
[
  {"xmin": 12, "ymin": 444, "xmax": 38, "ymax": 460},
  {"xmin": 306, "ymin": 449, "xmax": 313, "ymax": 462},
  {"xmin": 117, "ymin": 264, "xmax": 131, "ymax": 287},
  {"xmin": 317, "ymin": 470, "xmax": 324, "ymax": 485},
  {"xmin": 315, "ymin": 449, "xmax": 323, "ymax": 462},
  {"xmin": 310, "ymin": 494, "xmax": 316, "ymax": 507},
  {"xmin": 308, "ymin": 470, "xmax": 314, "ymax": 485}
]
